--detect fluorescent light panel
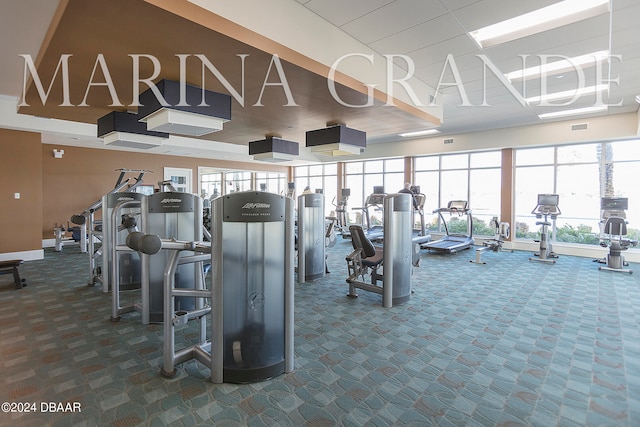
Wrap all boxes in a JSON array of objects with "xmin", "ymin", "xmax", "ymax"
[
  {"xmin": 525, "ymin": 84, "xmax": 609, "ymax": 104},
  {"xmin": 310, "ymin": 143, "xmax": 361, "ymax": 156},
  {"xmin": 399, "ymin": 129, "xmax": 440, "ymax": 138},
  {"xmin": 538, "ymin": 105, "xmax": 608, "ymax": 119},
  {"xmin": 470, "ymin": 0, "xmax": 610, "ymax": 48},
  {"xmin": 252, "ymin": 152, "xmax": 297, "ymax": 162},
  {"xmin": 505, "ymin": 50, "xmax": 609, "ymax": 81},
  {"xmin": 103, "ymin": 132, "xmax": 165, "ymax": 150},
  {"xmin": 141, "ymin": 108, "xmax": 225, "ymax": 136}
]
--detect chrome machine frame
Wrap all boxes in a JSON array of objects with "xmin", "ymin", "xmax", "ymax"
[
  {"xmin": 529, "ymin": 194, "xmax": 561, "ymax": 264},
  {"xmin": 596, "ymin": 197, "xmax": 636, "ymax": 274},
  {"xmin": 345, "ymin": 193, "xmax": 418, "ymax": 307}
]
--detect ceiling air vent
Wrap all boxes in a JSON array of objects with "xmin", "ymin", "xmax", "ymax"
[
  {"xmin": 444, "ymin": 138, "xmax": 454, "ymax": 144},
  {"xmin": 571, "ymin": 123, "xmax": 588, "ymax": 131}
]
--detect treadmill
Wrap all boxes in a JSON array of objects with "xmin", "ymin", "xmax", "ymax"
[
  {"xmin": 421, "ymin": 200, "xmax": 474, "ymax": 253},
  {"xmin": 411, "ymin": 193, "xmax": 431, "ymax": 245},
  {"xmin": 353, "ymin": 189, "xmax": 386, "ymax": 241}
]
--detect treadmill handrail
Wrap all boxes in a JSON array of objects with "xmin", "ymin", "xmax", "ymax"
[{"xmin": 433, "ymin": 207, "xmax": 471, "ymax": 215}]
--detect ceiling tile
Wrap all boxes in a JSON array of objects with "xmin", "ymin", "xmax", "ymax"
[
  {"xmin": 302, "ymin": 0, "xmax": 394, "ymax": 27},
  {"xmin": 369, "ymin": 13, "xmax": 466, "ymax": 54},
  {"xmin": 438, "ymin": 0, "xmax": 482, "ymax": 12},
  {"xmin": 411, "ymin": 34, "xmax": 480, "ymax": 70},
  {"xmin": 340, "ymin": 0, "xmax": 447, "ymax": 45}
]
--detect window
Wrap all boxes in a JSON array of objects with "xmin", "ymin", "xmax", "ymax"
[
  {"xmin": 164, "ymin": 167, "xmax": 192, "ymax": 193},
  {"xmin": 255, "ymin": 172, "xmax": 286, "ymax": 194},
  {"xmin": 415, "ymin": 151, "xmax": 502, "ymax": 236},
  {"xmin": 225, "ymin": 171, "xmax": 252, "ymax": 193},
  {"xmin": 343, "ymin": 158, "xmax": 407, "ymax": 227},
  {"xmin": 294, "ymin": 163, "xmax": 337, "ymax": 217},
  {"xmin": 514, "ymin": 140, "xmax": 640, "ymax": 244},
  {"xmin": 200, "ymin": 171, "xmax": 222, "ymax": 199}
]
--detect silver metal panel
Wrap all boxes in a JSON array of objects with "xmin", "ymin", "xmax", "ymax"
[
  {"xmin": 383, "ymin": 193, "xmax": 412, "ymax": 307},
  {"xmin": 211, "ymin": 191, "xmax": 293, "ymax": 383},
  {"xmin": 297, "ymin": 193, "xmax": 325, "ymax": 282},
  {"xmin": 142, "ymin": 192, "xmax": 202, "ymax": 324}
]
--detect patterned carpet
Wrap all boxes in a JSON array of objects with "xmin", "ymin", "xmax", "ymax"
[{"xmin": 1, "ymin": 239, "xmax": 639, "ymax": 426}]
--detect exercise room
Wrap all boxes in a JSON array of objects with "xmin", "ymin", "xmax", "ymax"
[{"xmin": 1, "ymin": 0, "xmax": 639, "ymax": 426}]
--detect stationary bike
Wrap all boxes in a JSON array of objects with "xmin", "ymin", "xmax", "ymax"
[
  {"xmin": 595, "ymin": 197, "xmax": 637, "ymax": 274},
  {"xmin": 529, "ymin": 194, "xmax": 561, "ymax": 264}
]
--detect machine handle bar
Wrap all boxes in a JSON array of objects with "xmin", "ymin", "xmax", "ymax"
[{"xmin": 126, "ymin": 232, "xmax": 211, "ymax": 255}]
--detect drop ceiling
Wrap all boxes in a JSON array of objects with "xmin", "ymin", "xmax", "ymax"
[{"xmin": 1, "ymin": 0, "xmax": 639, "ymax": 163}]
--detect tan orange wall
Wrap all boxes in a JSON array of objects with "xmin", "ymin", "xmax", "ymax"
[
  {"xmin": 501, "ymin": 148, "xmax": 514, "ymax": 241},
  {"xmin": 0, "ymin": 129, "xmax": 43, "ymax": 253},
  {"xmin": 41, "ymin": 144, "xmax": 288, "ymax": 240}
]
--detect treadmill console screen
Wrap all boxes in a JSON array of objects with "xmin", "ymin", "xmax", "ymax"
[
  {"xmin": 601, "ymin": 197, "xmax": 628, "ymax": 210},
  {"xmin": 448, "ymin": 200, "xmax": 468, "ymax": 210},
  {"xmin": 537, "ymin": 194, "xmax": 559, "ymax": 206}
]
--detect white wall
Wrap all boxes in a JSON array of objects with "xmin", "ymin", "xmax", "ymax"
[{"xmin": 363, "ymin": 112, "xmax": 638, "ymax": 159}]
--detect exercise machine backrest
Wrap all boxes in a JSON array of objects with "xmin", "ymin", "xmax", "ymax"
[
  {"xmin": 600, "ymin": 197, "xmax": 630, "ymax": 240},
  {"xmin": 349, "ymin": 225, "xmax": 379, "ymax": 260}
]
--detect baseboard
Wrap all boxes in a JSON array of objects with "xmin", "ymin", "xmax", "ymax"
[
  {"xmin": 42, "ymin": 238, "xmax": 79, "ymax": 249},
  {"xmin": 0, "ymin": 249, "xmax": 44, "ymax": 262},
  {"xmin": 501, "ymin": 240, "xmax": 640, "ymax": 263}
]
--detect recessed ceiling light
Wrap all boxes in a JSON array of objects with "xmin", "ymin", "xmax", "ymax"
[
  {"xmin": 538, "ymin": 105, "xmax": 608, "ymax": 120},
  {"xmin": 505, "ymin": 50, "xmax": 609, "ymax": 81},
  {"xmin": 470, "ymin": 0, "xmax": 610, "ymax": 48},
  {"xmin": 635, "ymin": 95, "xmax": 640, "ymax": 104},
  {"xmin": 399, "ymin": 129, "xmax": 440, "ymax": 138}
]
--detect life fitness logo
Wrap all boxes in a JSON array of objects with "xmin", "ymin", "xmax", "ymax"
[
  {"xmin": 160, "ymin": 197, "xmax": 183, "ymax": 209},
  {"xmin": 241, "ymin": 202, "xmax": 271, "ymax": 217},
  {"xmin": 116, "ymin": 196, "xmax": 135, "ymax": 202}
]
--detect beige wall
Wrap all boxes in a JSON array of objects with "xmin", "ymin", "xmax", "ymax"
[
  {"xmin": 0, "ymin": 129, "xmax": 43, "ymax": 254},
  {"xmin": 40, "ymin": 144, "xmax": 288, "ymax": 241},
  {"xmin": 0, "ymin": 129, "xmax": 288, "ymax": 257},
  {"xmin": 363, "ymin": 112, "xmax": 639, "ymax": 160}
]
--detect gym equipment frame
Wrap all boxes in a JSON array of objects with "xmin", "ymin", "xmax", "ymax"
[
  {"xmin": 470, "ymin": 217, "xmax": 512, "ymax": 264},
  {"xmin": 0, "ymin": 260, "xmax": 27, "ymax": 289},
  {"xmin": 422, "ymin": 200, "xmax": 474, "ymax": 254},
  {"xmin": 596, "ymin": 197, "xmax": 636, "ymax": 274},
  {"xmin": 529, "ymin": 194, "xmax": 561, "ymax": 264},
  {"xmin": 345, "ymin": 193, "xmax": 418, "ymax": 308},
  {"xmin": 107, "ymin": 196, "xmax": 144, "ymax": 321}
]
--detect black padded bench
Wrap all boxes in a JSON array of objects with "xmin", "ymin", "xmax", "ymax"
[{"xmin": 0, "ymin": 260, "xmax": 27, "ymax": 289}]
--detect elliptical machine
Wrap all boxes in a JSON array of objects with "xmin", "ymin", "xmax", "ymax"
[
  {"xmin": 331, "ymin": 188, "xmax": 351, "ymax": 238},
  {"xmin": 596, "ymin": 197, "xmax": 636, "ymax": 274},
  {"xmin": 529, "ymin": 194, "xmax": 561, "ymax": 264}
]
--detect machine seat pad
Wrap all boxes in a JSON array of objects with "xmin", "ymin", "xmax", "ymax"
[
  {"xmin": 0, "ymin": 260, "xmax": 23, "ymax": 269},
  {"xmin": 349, "ymin": 225, "xmax": 384, "ymax": 267},
  {"xmin": 0, "ymin": 259, "xmax": 27, "ymax": 289}
]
